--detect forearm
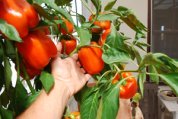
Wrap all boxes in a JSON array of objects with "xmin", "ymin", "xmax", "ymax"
[{"xmin": 16, "ymin": 80, "xmax": 70, "ymax": 119}]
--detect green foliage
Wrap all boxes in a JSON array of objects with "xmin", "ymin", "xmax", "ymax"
[
  {"xmin": 101, "ymin": 85, "xmax": 119, "ymax": 119},
  {"xmin": 104, "ymin": 0, "xmax": 118, "ymax": 11},
  {"xmin": 102, "ymin": 47, "xmax": 130, "ymax": 64},
  {"xmin": 4, "ymin": 56, "xmax": 12, "ymax": 91},
  {"xmin": 0, "ymin": 107, "xmax": 13, "ymax": 119},
  {"xmin": 159, "ymin": 73, "xmax": 178, "ymax": 95},
  {"xmin": 76, "ymin": 27, "xmax": 91, "ymax": 46},
  {"xmin": 0, "ymin": 20, "xmax": 22, "ymax": 42},
  {"xmin": 39, "ymin": 71, "xmax": 54, "ymax": 93}
]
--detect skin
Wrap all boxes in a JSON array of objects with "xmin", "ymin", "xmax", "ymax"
[{"xmin": 16, "ymin": 43, "xmax": 91, "ymax": 119}]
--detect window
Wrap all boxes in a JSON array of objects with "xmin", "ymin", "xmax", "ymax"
[{"xmin": 150, "ymin": 0, "xmax": 178, "ymax": 59}]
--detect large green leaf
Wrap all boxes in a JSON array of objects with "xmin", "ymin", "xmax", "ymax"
[
  {"xmin": 4, "ymin": 56, "xmax": 12, "ymax": 91},
  {"xmin": 102, "ymin": 47, "xmax": 130, "ymax": 64},
  {"xmin": 148, "ymin": 65, "xmax": 159, "ymax": 84},
  {"xmin": 76, "ymin": 27, "xmax": 91, "ymax": 46},
  {"xmin": 0, "ymin": 107, "xmax": 13, "ymax": 119},
  {"xmin": 139, "ymin": 53, "xmax": 178, "ymax": 73},
  {"xmin": 39, "ymin": 71, "xmax": 54, "ymax": 93},
  {"xmin": 75, "ymin": 86, "xmax": 99, "ymax": 119},
  {"xmin": 97, "ymin": 14, "xmax": 118, "ymax": 21},
  {"xmin": 104, "ymin": 0, "xmax": 118, "ymax": 11},
  {"xmin": 159, "ymin": 73, "xmax": 178, "ymax": 96},
  {"xmin": 0, "ymin": 63, "xmax": 4, "ymax": 91},
  {"xmin": 0, "ymin": 19, "xmax": 22, "ymax": 42},
  {"xmin": 101, "ymin": 85, "xmax": 119, "ymax": 119},
  {"xmin": 80, "ymin": 91, "xmax": 99, "ymax": 119}
]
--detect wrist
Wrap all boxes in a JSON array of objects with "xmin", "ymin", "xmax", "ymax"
[{"xmin": 54, "ymin": 78, "xmax": 72, "ymax": 98}]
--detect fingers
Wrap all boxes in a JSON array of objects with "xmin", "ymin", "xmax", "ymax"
[
  {"xmin": 71, "ymin": 54, "xmax": 78, "ymax": 61},
  {"xmin": 85, "ymin": 74, "xmax": 92, "ymax": 82},
  {"xmin": 56, "ymin": 42, "xmax": 62, "ymax": 56}
]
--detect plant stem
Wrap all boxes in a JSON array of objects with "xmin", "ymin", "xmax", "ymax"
[
  {"xmin": 22, "ymin": 64, "xmax": 36, "ymax": 94},
  {"xmin": 81, "ymin": 0, "xmax": 95, "ymax": 14},
  {"xmin": 113, "ymin": 64, "xmax": 121, "ymax": 72},
  {"xmin": 26, "ymin": 80, "xmax": 35, "ymax": 94},
  {"xmin": 99, "ymin": 70, "xmax": 114, "ymax": 81},
  {"xmin": 15, "ymin": 48, "xmax": 20, "ymax": 81}
]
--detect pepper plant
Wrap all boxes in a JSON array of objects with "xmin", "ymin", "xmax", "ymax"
[{"xmin": 0, "ymin": 0, "xmax": 178, "ymax": 119}]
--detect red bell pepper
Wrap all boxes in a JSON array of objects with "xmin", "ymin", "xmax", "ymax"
[{"xmin": 16, "ymin": 30, "xmax": 57, "ymax": 70}]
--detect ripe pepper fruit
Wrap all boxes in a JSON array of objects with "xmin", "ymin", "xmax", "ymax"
[
  {"xmin": 20, "ymin": 60, "xmax": 41, "ymax": 79},
  {"xmin": 89, "ymin": 14, "xmax": 111, "ymax": 34},
  {"xmin": 112, "ymin": 72, "xmax": 138, "ymax": 99},
  {"xmin": 58, "ymin": 18, "xmax": 74, "ymax": 34},
  {"xmin": 16, "ymin": 30, "xmax": 57, "ymax": 70},
  {"xmin": 0, "ymin": 0, "xmax": 39, "ymax": 38},
  {"xmin": 14, "ymin": 0, "xmax": 39, "ymax": 28},
  {"xmin": 65, "ymin": 111, "xmax": 80, "ymax": 119},
  {"xmin": 98, "ymin": 28, "xmax": 111, "ymax": 46},
  {"xmin": 78, "ymin": 42, "xmax": 104, "ymax": 75},
  {"xmin": 60, "ymin": 35, "xmax": 77, "ymax": 55}
]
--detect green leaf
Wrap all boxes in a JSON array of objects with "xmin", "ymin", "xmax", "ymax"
[
  {"xmin": 104, "ymin": 0, "xmax": 118, "ymax": 11},
  {"xmin": 101, "ymin": 85, "xmax": 119, "ymax": 119},
  {"xmin": 149, "ymin": 65, "xmax": 159, "ymax": 84},
  {"xmin": 0, "ymin": 91, "xmax": 10, "ymax": 107},
  {"xmin": 5, "ymin": 40, "xmax": 16, "ymax": 60},
  {"xmin": 76, "ymin": 14, "xmax": 86, "ymax": 24},
  {"xmin": 33, "ymin": 4, "xmax": 53, "ymax": 21},
  {"xmin": 0, "ymin": 19, "xmax": 22, "ymax": 42},
  {"xmin": 102, "ymin": 47, "xmax": 130, "ymax": 64},
  {"xmin": 81, "ymin": 23, "xmax": 92, "ymax": 29},
  {"xmin": 131, "ymin": 46, "xmax": 142, "ymax": 64},
  {"xmin": 4, "ymin": 56, "xmax": 12, "ymax": 91},
  {"xmin": 97, "ymin": 14, "xmax": 118, "ymax": 21},
  {"xmin": 0, "ymin": 107, "xmax": 13, "ymax": 119},
  {"xmin": 39, "ymin": 71, "xmax": 54, "ymax": 93},
  {"xmin": 80, "ymin": 90, "xmax": 99, "ymax": 119},
  {"xmin": 159, "ymin": 73, "xmax": 178, "ymax": 96},
  {"xmin": 138, "ymin": 73, "xmax": 146, "ymax": 96},
  {"xmin": 34, "ymin": 0, "xmax": 74, "ymax": 24},
  {"xmin": 55, "ymin": 0, "xmax": 72, "ymax": 6},
  {"xmin": 76, "ymin": 27, "xmax": 91, "ymax": 46},
  {"xmin": 106, "ymin": 25, "xmax": 127, "ymax": 49},
  {"xmin": 91, "ymin": 0, "xmax": 101, "ymax": 14},
  {"xmin": 139, "ymin": 53, "xmax": 178, "ymax": 73},
  {"xmin": 111, "ymin": 6, "xmax": 147, "ymax": 38},
  {"xmin": 13, "ymin": 80, "xmax": 28, "ymax": 115},
  {"xmin": 27, "ymin": 0, "xmax": 33, "ymax": 4},
  {"xmin": 0, "ymin": 63, "xmax": 4, "ymax": 91},
  {"xmin": 96, "ymin": 99, "xmax": 103, "ymax": 119},
  {"xmin": 75, "ymin": 86, "xmax": 99, "ymax": 119},
  {"xmin": 0, "ymin": 40, "xmax": 4, "ymax": 62}
]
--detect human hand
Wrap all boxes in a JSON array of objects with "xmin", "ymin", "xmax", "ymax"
[{"xmin": 51, "ymin": 42, "xmax": 91, "ymax": 97}]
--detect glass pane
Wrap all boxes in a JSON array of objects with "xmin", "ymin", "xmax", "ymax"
[{"xmin": 151, "ymin": 0, "xmax": 178, "ymax": 59}]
